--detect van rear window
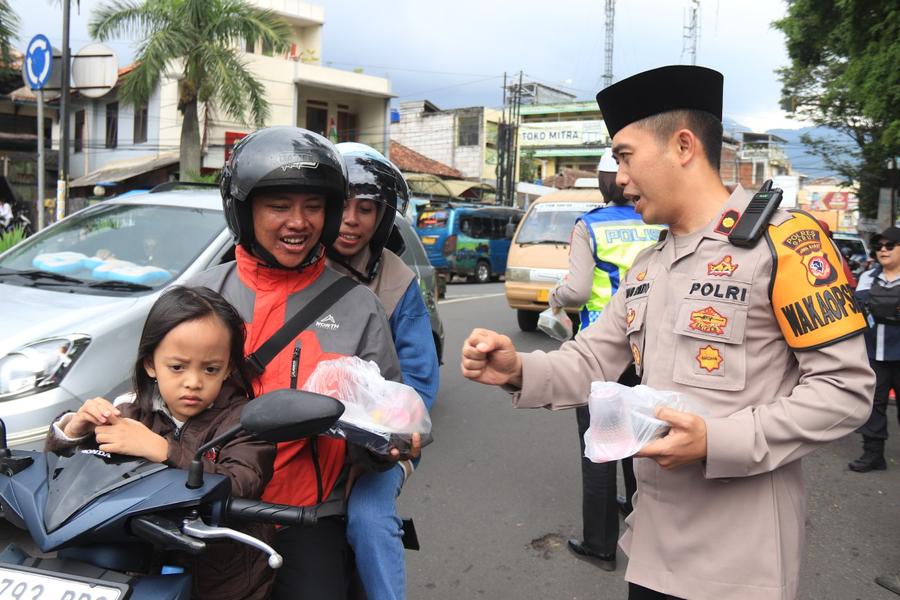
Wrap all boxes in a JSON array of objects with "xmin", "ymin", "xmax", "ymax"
[
  {"xmin": 515, "ymin": 202, "xmax": 601, "ymax": 245},
  {"xmin": 417, "ymin": 210, "xmax": 449, "ymax": 229}
]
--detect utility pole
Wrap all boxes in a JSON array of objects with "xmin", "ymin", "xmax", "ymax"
[
  {"xmin": 602, "ymin": 0, "xmax": 615, "ymax": 88},
  {"xmin": 682, "ymin": 0, "xmax": 701, "ymax": 65},
  {"xmin": 57, "ymin": 0, "xmax": 71, "ymax": 220}
]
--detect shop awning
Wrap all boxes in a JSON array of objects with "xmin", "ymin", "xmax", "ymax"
[{"xmin": 70, "ymin": 152, "xmax": 179, "ymax": 188}]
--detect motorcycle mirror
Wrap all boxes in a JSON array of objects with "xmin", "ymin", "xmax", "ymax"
[
  {"xmin": 186, "ymin": 389, "xmax": 344, "ymax": 489},
  {"xmin": 240, "ymin": 389, "xmax": 344, "ymax": 443}
]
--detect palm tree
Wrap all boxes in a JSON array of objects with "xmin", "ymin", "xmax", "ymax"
[
  {"xmin": 0, "ymin": 0, "xmax": 20, "ymax": 79},
  {"xmin": 90, "ymin": 0, "xmax": 291, "ymax": 180}
]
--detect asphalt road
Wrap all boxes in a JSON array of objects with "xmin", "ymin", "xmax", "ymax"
[{"xmin": 401, "ymin": 281, "xmax": 900, "ymax": 600}]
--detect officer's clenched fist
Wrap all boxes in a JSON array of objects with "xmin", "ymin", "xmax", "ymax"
[{"xmin": 461, "ymin": 328, "xmax": 523, "ymax": 387}]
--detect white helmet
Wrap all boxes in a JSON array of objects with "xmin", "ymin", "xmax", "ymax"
[{"xmin": 597, "ymin": 147, "xmax": 618, "ymax": 173}]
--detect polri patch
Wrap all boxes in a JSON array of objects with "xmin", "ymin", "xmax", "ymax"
[
  {"xmin": 708, "ymin": 255, "xmax": 738, "ymax": 276},
  {"xmin": 696, "ymin": 345, "xmax": 724, "ymax": 373},
  {"xmin": 689, "ymin": 306, "xmax": 728, "ymax": 335}
]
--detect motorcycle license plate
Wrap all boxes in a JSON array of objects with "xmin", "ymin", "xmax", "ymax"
[
  {"xmin": 536, "ymin": 288, "xmax": 550, "ymax": 302},
  {"xmin": 0, "ymin": 566, "xmax": 125, "ymax": 600},
  {"xmin": 422, "ymin": 236, "xmax": 437, "ymax": 245}
]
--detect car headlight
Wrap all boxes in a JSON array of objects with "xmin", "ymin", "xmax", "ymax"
[
  {"xmin": 505, "ymin": 267, "xmax": 532, "ymax": 282},
  {"xmin": 0, "ymin": 335, "xmax": 91, "ymax": 401}
]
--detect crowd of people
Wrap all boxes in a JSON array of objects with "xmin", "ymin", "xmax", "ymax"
[{"xmin": 39, "ymin": 63, "xmax": 898, "ymax": 600}]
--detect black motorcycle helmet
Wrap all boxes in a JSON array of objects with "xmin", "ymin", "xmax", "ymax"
[
  {"xmin": 220, "ymin": 126, "xmax": 348, "ymax": 268},
  {"xmin": 329, "ymin": 143, "xmax": 410, "ymax": 282}
]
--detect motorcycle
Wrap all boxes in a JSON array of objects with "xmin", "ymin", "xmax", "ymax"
[
  {"xmin": 1, "ymin": 211, "xmax": 33, "ymax": 237},
  {"xmin": 0, "ymin": 388, "xmax": 344, "ymax": 600}
]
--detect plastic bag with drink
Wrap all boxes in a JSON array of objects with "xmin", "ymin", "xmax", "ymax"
[
  {"xmin": 302, "ymin": 356, "xmax": 433, "ymax": 455},
  {"xmin": 583, "ymin": 381, "xmax": 696, "ymax": 462}
]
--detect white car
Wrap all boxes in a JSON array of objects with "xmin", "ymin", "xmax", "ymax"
[
  {"xmin": 0, "ymin": 185, "xmax": 234, "ymax": 448},
  {"xmin": 0, "ymin": 184, "xmax": 443, "ymax": 448}
]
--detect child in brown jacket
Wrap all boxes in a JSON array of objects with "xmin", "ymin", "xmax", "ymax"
[{"xmin": 47, "ymin": 286, "xmax": 276, "ymax": 600}]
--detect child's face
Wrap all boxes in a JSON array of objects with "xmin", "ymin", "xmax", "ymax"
[{"xmin": 144, "ymin": 316, "xmax": 232, "ymax": 422}]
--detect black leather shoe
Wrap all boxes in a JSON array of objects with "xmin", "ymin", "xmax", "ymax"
[
  {"xmin": 616, "ymin": 495, "xmax": 633, "ymax": 517},
  {"xmin": 567, "ymin": 539, "xmax": 616, "ymax": 571},
  {"xmin": 848, "ymin": 451, "xmax": 887, "ymax": 472}
]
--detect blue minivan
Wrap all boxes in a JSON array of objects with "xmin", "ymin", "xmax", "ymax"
[{"xmin": 416, "ymin": 203, "xmax": 523, "ymax": 287}]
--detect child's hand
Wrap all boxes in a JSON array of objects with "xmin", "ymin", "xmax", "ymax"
[
  {"xmin": 63, "ymin": 397, "xmax": 120, "ymax": 438},
  {"xmin": 95, "ymin": 418, "xmax": 169, "ymax": 463}
]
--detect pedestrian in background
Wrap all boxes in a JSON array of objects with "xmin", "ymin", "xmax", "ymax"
[
  {"xmin": 849, "ymin": 226, "xmax": 900, "ymax": 472},
  {"xmin": 549, "ymin": 148, "xmax": 662, "ymax": 571}
]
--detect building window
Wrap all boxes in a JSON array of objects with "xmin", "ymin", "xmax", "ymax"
[
  {"xmin": 754, "ymin": 161, "xmax": 764, "ymax": 184},
  {"xmin": 261, "ymin": 37, "xmax": 274, "ymax": 57},
  {"xmin": 133, "ymin": 103, "xmax": 148, "ymax": 144},
  {"xmin": 458, "ymin": 116, "xmax": 479, "ymax": 146},
  {"xmin": 244, "ymin": 35, "xmax": 255, "ymax": 53},
  {"xmin": 306, "ymin": 104, "xmax": 328, "ymax": 137},
  {"xmin": 337, "ymin": 111, "xmax": 358, "ymax": 143},
  {"xmin": 105, "ymin": 102, "xmax": 118, "ymax": 149},
  {"xmin": 74, "ymin": 110, "xmax": 84, "ymax": 153}
]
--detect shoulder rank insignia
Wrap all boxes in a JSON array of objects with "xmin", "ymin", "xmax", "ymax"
[
  {"xmin": 714, "ymin": 210, "xmax": 741, "ymax": 236},
  {"xmin": 768, "ymin": 211, "xmax": 866, "ymax": 350}
]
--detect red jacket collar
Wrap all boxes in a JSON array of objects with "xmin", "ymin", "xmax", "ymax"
[{"xmin": 235, "ymin": 245, "xmax": 326, "ymax": 293}]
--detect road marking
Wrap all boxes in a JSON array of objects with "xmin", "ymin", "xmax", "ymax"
[{"xmin": 439, "ymin": 293, "xmax": 506, "ymax": 305}]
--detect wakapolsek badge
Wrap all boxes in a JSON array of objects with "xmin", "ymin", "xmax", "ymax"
[{"xmin": 769, "ymin": 212, "xmax": 866, "ymax": 350}]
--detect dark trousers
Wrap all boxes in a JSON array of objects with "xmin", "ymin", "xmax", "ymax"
[
  {"xmin": 272, "ymin": 517, "xmax": 352, "ymax": 600},
  {"xmin": 575, "ymin": 365, "xmax": 639, "ymax": 555},
  {"xmin": 628, "ymin": 583, "xmax": 685, "ymax": 600},
  {"xmin": 860, "ymin": 360, "xmax": 900, "ymax": 442}
]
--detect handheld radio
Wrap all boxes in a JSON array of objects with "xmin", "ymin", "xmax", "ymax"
[{"xmin": 728, "ymin": 180, "xmax": 783, "ymax": 248}]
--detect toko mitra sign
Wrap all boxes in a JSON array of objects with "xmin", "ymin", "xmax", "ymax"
[{"xmin": 518, "ymin": 120, "xmax": 609, "ymax": 147}]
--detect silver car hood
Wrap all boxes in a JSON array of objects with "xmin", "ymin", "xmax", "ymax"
[{"xmin": 0, "ymin": 284, "xmax": 141, "ymax": 355}]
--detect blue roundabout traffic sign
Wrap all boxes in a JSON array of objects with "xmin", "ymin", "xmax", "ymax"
[{"xmin": 24, "ymin": 34, "xmax": 54, "ymax": 90}]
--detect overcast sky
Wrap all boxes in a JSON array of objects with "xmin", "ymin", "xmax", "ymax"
[{"xmin": 14, "ymin": 0, "xmax": 806, "ymax": 132}]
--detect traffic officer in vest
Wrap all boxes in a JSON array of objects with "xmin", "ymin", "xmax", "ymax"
[
  {"xmin": 461, "ymin": 65, "xmax": 874, "ymax": 600},
  {"xmin": 549, "ymin": 148, "xmax": 662, "ymax": 572}
]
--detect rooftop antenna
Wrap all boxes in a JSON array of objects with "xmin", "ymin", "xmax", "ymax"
[
  {"xmin": 682, "ymin": 0, "xmax": 701, "ymax": 65},
  {"xmin": 602, "ymin": 0, "xmax": 616, "ymax": 88}
]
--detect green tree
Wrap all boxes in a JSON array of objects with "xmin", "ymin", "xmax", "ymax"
[
  {"xmin": 774, "ymin": 1, "xmax": 900, "ymax": 218},
  {"xmin": 518, "ymin": 149, "xmax": 536, "ymax": 183},
  {"xmin": 90, "ymin": 0, "xmax": 291, "ymax": 180},
  {"xmin": 0, "ymin": 0, "xmax": 20, "ymax": 80}
]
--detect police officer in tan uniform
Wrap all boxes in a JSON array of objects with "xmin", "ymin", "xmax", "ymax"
[{"xmin": 461, "ymin": 65, "xmax": 874, "ymax": 600}]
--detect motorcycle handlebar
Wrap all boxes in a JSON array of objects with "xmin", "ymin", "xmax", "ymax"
[{"xmin": 227, "ymin": 498, "xmax": 318, "ymax": 527}]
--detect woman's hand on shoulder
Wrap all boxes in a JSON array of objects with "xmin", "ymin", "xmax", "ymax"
[
  {"xmin": 95, "ymin": 418, "xmax": 169, "ymax": 463},
  {"xmin": 63, "ymin": 397, "xmax": 120, "ymax": 438}
]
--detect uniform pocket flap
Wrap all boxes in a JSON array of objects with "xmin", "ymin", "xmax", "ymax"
[{"xmin": 673, "ymin": 301, "xmax": 747, "ymax": 344}]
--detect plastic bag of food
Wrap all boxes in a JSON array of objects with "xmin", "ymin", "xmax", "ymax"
[
  {"xmin": 538, "ymin": 307, "xmax": 572, "ymax": 341},
  {"xmin": 302, "ymin": 356, "xmax": 433, "ymax": 455},
  {"xmin": 583, "ymin": 381, "xmax": 695, "ymax": 463}
]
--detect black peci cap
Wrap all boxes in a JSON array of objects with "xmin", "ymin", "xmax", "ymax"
[{"xmin": 596, "ymin": 65, "xmax": 724, "ymax": 138}]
